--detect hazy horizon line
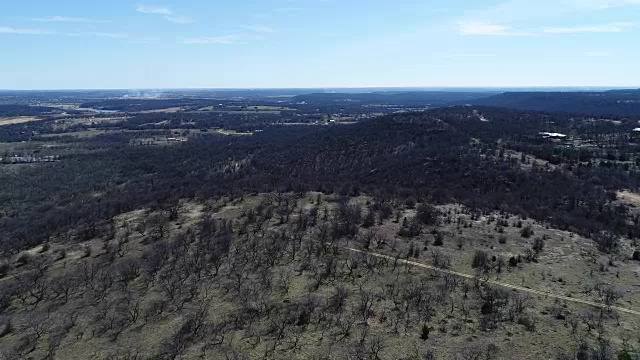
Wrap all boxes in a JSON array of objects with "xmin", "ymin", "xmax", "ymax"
[{"xmin": 1, "ymin": 85, "xmax": 638, "ymax": 92}]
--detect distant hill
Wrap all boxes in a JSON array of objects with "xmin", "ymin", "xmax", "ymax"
[
  {"xmin": 462, "ymin": 89, "xmax": 640, "ymax": 117},
  {"xmin": 0, "ymin": 105, "xmax": 59, "ymax": 117},
  {"xmin": 293, "ymin": 91, "xmax": 499, "ymax": 107}
]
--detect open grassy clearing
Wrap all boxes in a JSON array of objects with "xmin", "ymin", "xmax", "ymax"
[
  {"xmin": 38, "ymin": 129, "xmax": 118, "ymax": 139},
  {"xmin": 38, "ymin": 128, "xmax": 170, "ymax": 140},
  {"xmin": 37, "ymin": 103, "xmax": 82, "ymax": 111},
  {"xmin": 379, "ymin": 205, "xmax": 638, "ymax": 300},
  {"xmin": 247, "ymin": 106, "xmax": 296, "ymax": 111},
  {"xmin": 347, "ymin": 247, "xmax": 640, "ymax": 316},
  {"xmin": 197, "ymin": 105, "xmax": 295, "ymax": 113},
  {"xmin": 214, "ymin": 129, "xmax": 254, "ymax": 136},
  {"xmin": 617, "ymin": 191, "xmax": 640, "ymax": 207},
  {"xmin": 215, "ymin": 110, "xmax": 283, "ymax": 114},
  {"xmin": 138, "ymin": 107, "xmax": 185, "ymax": 114},
  {"xmin": 51, "ymin": 117, "xmax": 127, "ymax": 130},
  {"xmin": 0, "ymin": 117, "xmax": 43, "ymax": 126}
]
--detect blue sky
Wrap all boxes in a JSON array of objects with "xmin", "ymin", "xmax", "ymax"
[{"xmin": 1, "ymin": 0, "xmax": 639, "ymax": 89}]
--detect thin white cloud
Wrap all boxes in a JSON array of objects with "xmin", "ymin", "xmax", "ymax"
[
  {"xmin": 459, "ymin": 17, "xmax": 634, "ymax": 36},
  {"xmin": 241, "ymin": 25, "xmax": 274, "ymax": 33},
  {"xmin": 1, "ymin": 27, "xmax": 156, "ymax": 42},
  {"xmin": 136, "ymin": 5, "xmax": 173, "ymax": 15},
  {"xmin": 181, "ymin": 32, "xmax": 266, "ymax": 45},
  {"xmin": 459, "ymin": 21, "xmax": 508, "ymax": 35},
  {"xmin": 253, "ymin": 6, "xmax": 302, "ymax": 19},
  {"xmin": 87, "ymin": 32, "xmax": 160, "ymax": 43},
  {"xmin": 91, "ymin": 32, "xmax": 130, "ymax": 39},
  {"xmin": 445, "ymin": 53, "xmax": 497, "ymax": 58},
  {"xmin": 460, "ymin": 0, "xmax": 640, "ymax": 27},
  {"xmin": 273, "ymin": 7, "xmax": 301, "ymax": 14},
  {"xmin": 584, "ymin": 51, "xmax": 612, "ymax": 57},
  {"xmin": 458, "ymin": 21, "xmax": 531, "ymax": 36},
  {"xmin": 165, "ymin": 16, "xmax": 194, "ymax": 24},
  {"xmin": 31, "ymin": 16, "xmax": 107, "ymax": 23},
  {"xmin": 181, "ymin": 35, "xmax": 239, "ymax": 44},
  {"xmin": 544, "ymin": 22, "xmax": 634, "ymax": 33},
  {"xmin": 127, "ymin": 38, "xmax": 158, "ymax": 44},
  {"xmin": 582, "ymin": 0, "xmax": 640, "ymax": 8},
  {"xmin": 137, "ymin": 5, "xmax": 194, "ymax": 24},
  {"xmin": 0, "ymin": 26, "xmax": 52, "ymax": 35}
]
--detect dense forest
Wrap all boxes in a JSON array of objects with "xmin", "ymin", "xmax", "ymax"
[
  {"xmin": 0, "ymin": 105, "xmax": 60, "ymax": 117},
  {"xmin": 465, "ymin": 90, "xmax": 640, "ymax": 117},
  {"xmin": 2, "ymin": 106, "xmax": 640, "ymax": 255}
]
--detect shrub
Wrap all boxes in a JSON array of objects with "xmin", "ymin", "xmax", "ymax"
[
  {"xmin": 533, "ymin": 237, "xmax": 545, "ymax": 254},
  {"xmin": 377, "ymin": 203, "xmax": 393, "ymax": 221},
  {"xmin": 420, "ymin": 324, "xmax": 431, "ymax": 340},
  {"xmin": 517, "ymin": 315, "xmax": 536, "ymax": 332},
  {"xmin": 618, "ymin": 351, "xmax": 634, "ymax": 360},
  {"xmin": 498, "ymin": 235, "xmax": 507, "ymax": 244},
  {"xmin": 361, "ymin": 211, "xmax": 375, "ymax": 228},
  {"xmin": 0, "ymin": 262, "xmax": 10, "ymax": 278},
  {"xmin": 632, "ymin": 250, "xmax": 640, "ymax": 261},
  {"xmin": 416, "ymin": 203, "xmax": 439, "ymax": 226},
  {"xmin": 431, "ymin": 249, "xmax": 451, "ymax": 269},
  {"xmin": 398, "ymin": 217, "xmax": 421, "ymax": 238},
  {"xmin": 408, "ymin": 243, "xmax": 420, "ymax": 258},
  {"xmin": 594, "ymin": 231, "xmax": 619, "ymax": 254},
  {"xmin": 472, "ymin": 250, "xmax": 490, "ymax": 270},
  {"xmin": 433, "ymin": 230, "xmax": 444, "ymax": 246},
  {"xmin": 404, "ymin": 197, "xmax": 417, "ymax": 209},
  {"xmin": 520, "ymin": 226, "xmax": 534, "ymax": 238},
  {"xmin": 508, "ymin": 256, "xmax": 519, "ymax": 267}
]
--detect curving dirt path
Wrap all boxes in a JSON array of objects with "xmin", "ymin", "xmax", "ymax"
[{"xmin": 345, "ymin": 247, "xmax": 640, "ymax": 317}]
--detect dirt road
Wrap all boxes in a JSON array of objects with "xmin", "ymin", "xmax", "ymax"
[{"xmin": 345, "ymin": 247, "xmax": 640, "ymax": 317}]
